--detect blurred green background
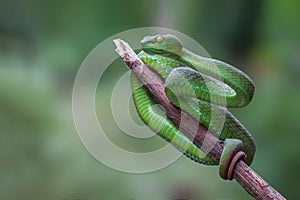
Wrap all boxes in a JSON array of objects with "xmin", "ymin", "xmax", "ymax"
[{"xmin": 1, "ymin": 0, "xmax": 300, "ymax": 199}]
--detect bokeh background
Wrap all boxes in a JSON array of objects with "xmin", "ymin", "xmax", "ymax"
[{"xmin": 1, "ymin": 0, "xmax": 300, "ymax": 199}]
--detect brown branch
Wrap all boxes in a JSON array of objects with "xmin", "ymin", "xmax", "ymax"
[{"xmin": 113, "ymin": 39, "xmax": 286, "ymax": 200}]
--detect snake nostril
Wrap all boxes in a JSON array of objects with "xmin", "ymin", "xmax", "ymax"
[{"xmin": 141, "ymin": 36, "xmax": 151, "ymax": 44}]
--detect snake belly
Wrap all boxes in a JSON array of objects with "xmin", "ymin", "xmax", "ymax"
[{"xmin": 130, "ymin": 50, "xmax": 255, "ymax": 166}]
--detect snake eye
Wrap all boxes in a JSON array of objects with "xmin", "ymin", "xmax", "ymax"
[{"xmin": 156, "ymin": 36, "xmax": 163, "ymax": 43}]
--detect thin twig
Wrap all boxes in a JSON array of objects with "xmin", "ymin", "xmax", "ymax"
[{"xmin": 113, "ymin": 38, "xmax": 286, "ymax": 200}]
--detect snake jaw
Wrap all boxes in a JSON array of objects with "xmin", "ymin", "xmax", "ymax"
[{"xmin": 142, "ymin": 48, "xmax": 164, "ymax": 55}]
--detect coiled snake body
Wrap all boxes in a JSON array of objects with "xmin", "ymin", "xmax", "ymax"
[{"xmin": 130, "ymin": 34, "xmax": 256, "ymax": 176}]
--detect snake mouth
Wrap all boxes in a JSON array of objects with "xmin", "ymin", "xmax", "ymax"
[{"xmin": 142, "ymin": 48, "xmax": 164, "ymax": 55}]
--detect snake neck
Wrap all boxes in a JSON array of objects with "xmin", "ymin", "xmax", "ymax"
[
  {"xmin": 171, "ymin": 48, "xmax": 255, "ymax": 108},
  {"xmin": 172, "ymin": 48, "xmax": 203, "ymax": 69},
  {"xmin": 172, "ymin": 48, "xmax": 213, "ymax": 75},
  {"xmin": 174, "ymin": 48, "xmax": 223, "ymax": 83}
]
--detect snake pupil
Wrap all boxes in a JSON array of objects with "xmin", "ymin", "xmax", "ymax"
[{"xmin": 156, "ymin": 36, "xmax": 163, "ymax": 43}]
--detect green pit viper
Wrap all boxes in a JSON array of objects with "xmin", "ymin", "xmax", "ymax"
[{"xmin": 130, "ymin": 34, "xmax": 255, "ymax": 178}]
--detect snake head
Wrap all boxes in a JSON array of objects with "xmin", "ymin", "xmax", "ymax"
[{"xmin": 141, "ymin": 34, "xmax": 183, "ymax": 56}]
